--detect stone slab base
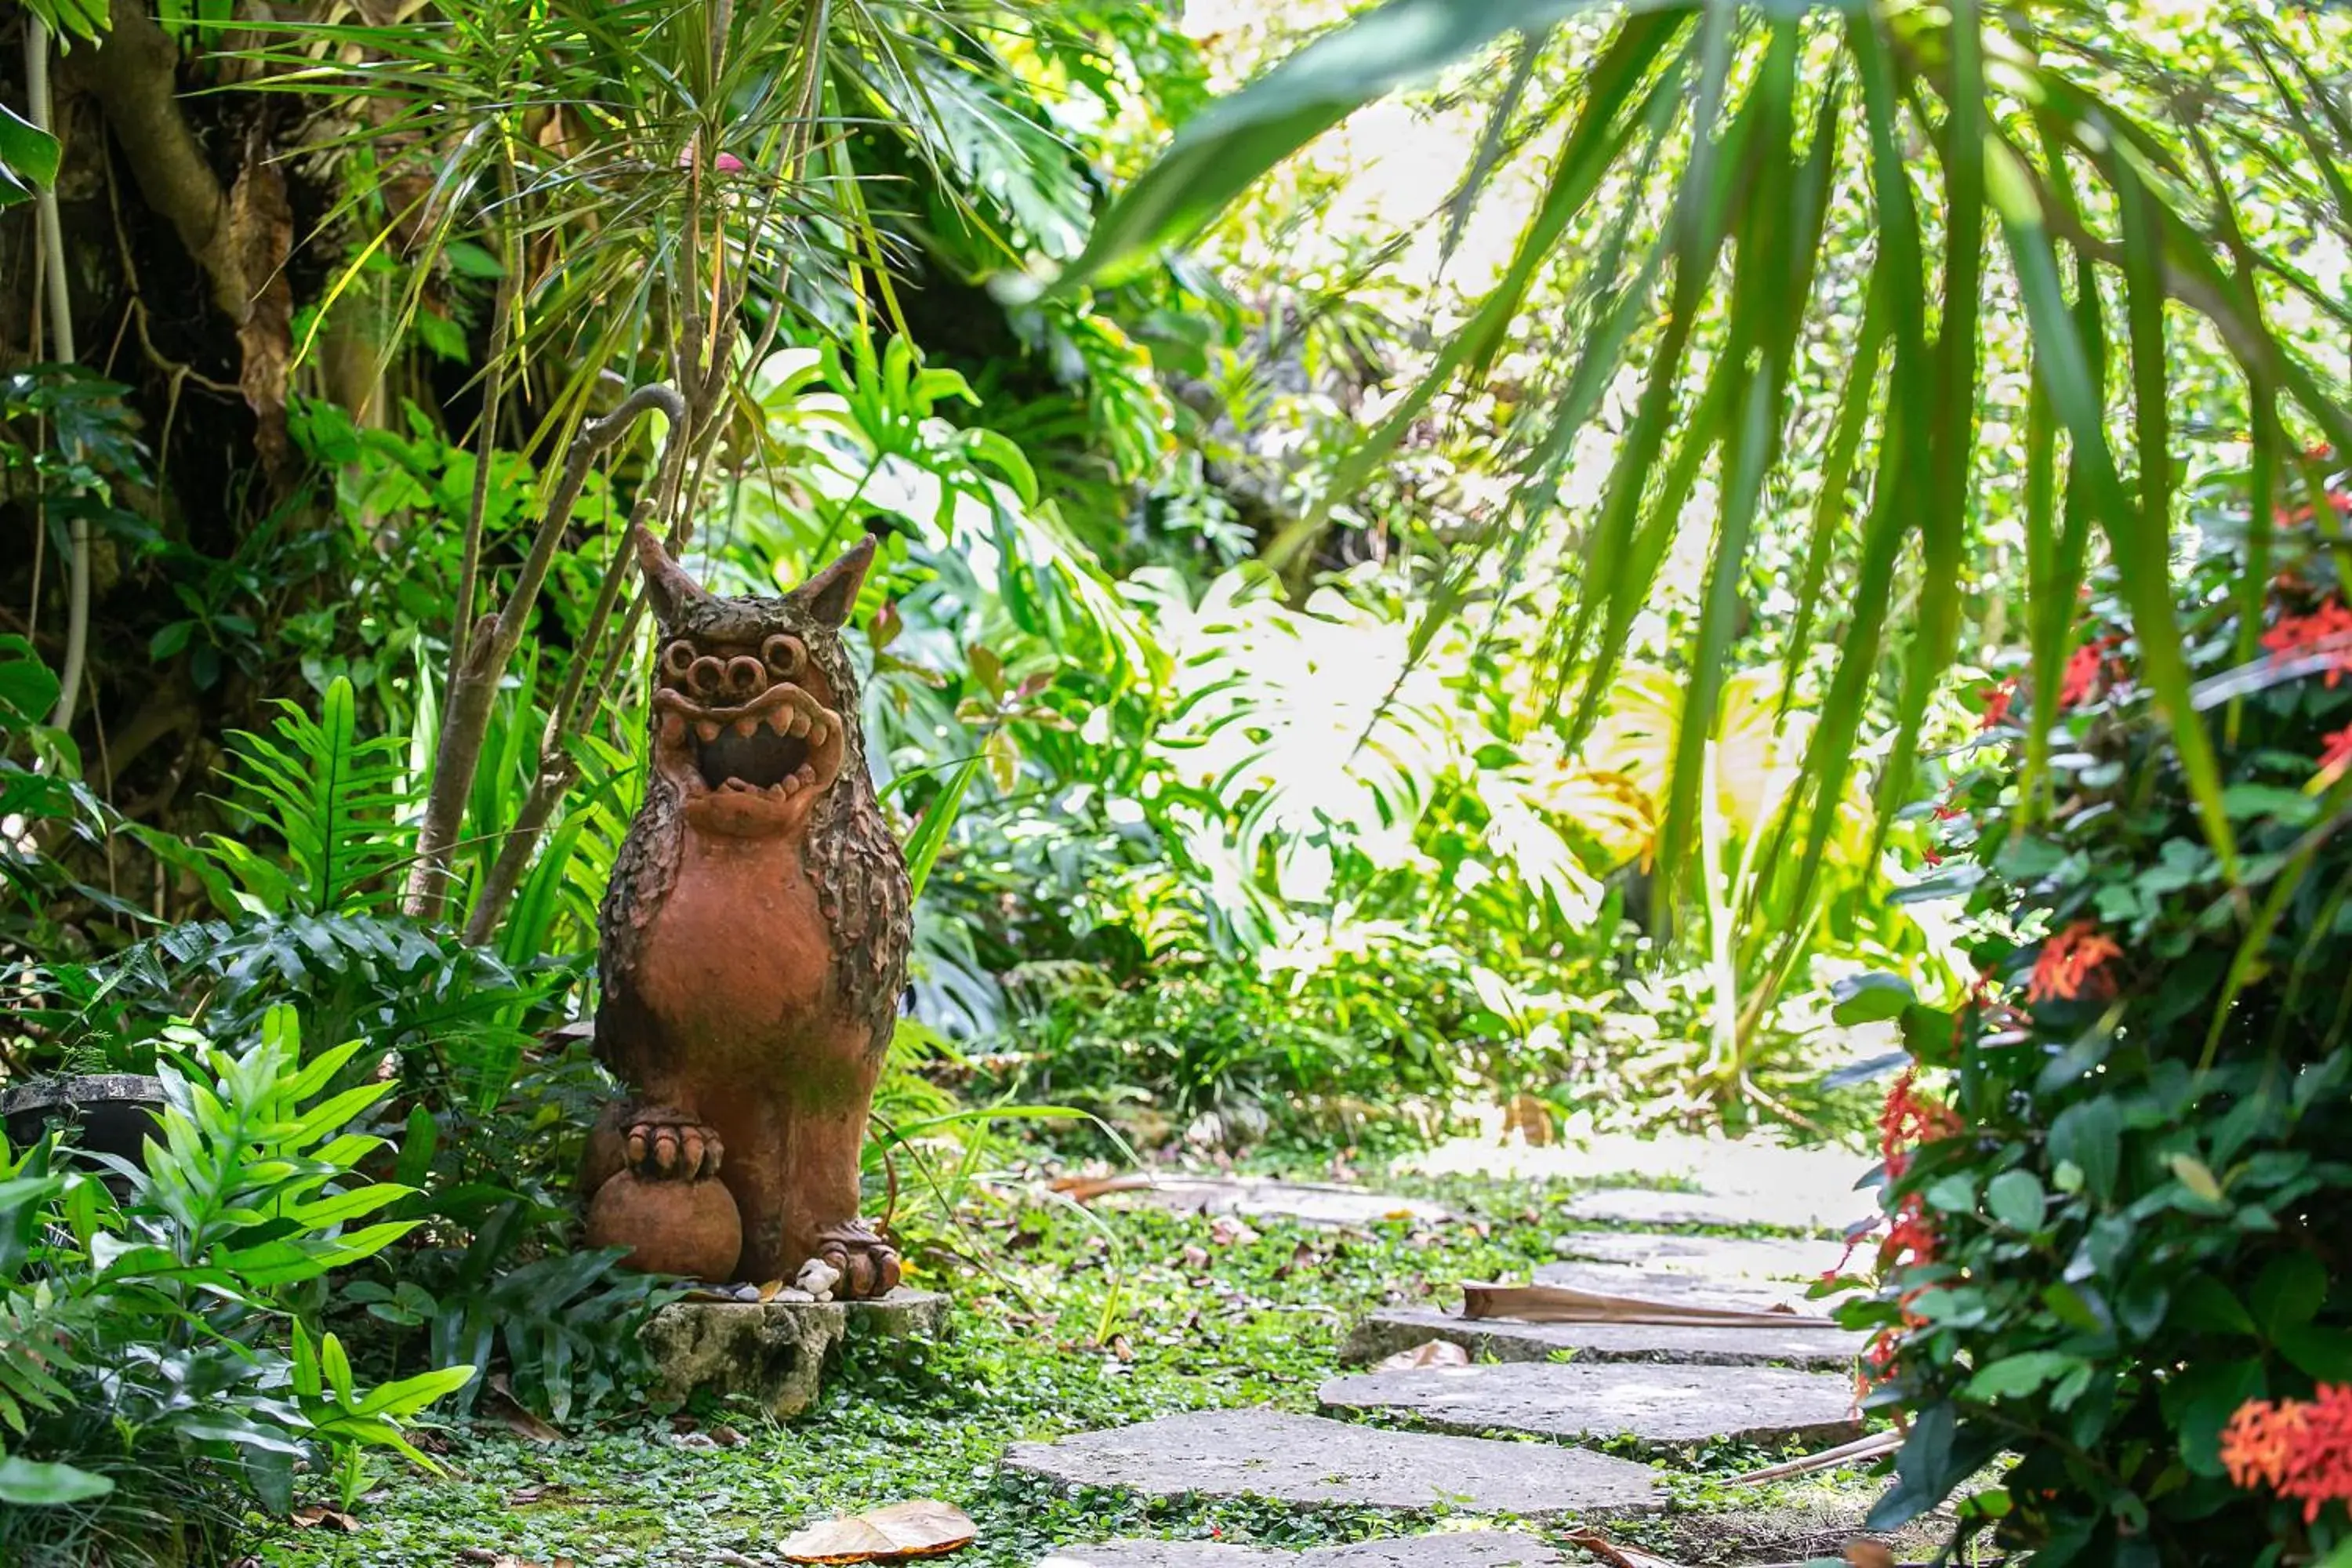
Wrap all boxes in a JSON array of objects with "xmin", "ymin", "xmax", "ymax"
[{"xmin": 641, "ymin": 1287, "xmax": 949, "ymax": 1418}]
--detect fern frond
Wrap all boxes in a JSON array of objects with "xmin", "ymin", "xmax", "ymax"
[{"xmin": 208, "ymin": 677, "xmax": 416, "ymax": 916}]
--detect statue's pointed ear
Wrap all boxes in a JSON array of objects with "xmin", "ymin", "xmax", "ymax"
[
  {"xmin": 635, "ymin": 524, "xmax": 709, "ymax": 620},
  {"xmin": 788, "ymin": 535, "xmax": 876, "ymax": 629}
]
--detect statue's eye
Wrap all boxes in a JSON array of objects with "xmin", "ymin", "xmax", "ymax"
[
  {"xmin": 764, "ymin": 634, "xmax": 808, "ymax": 680},
  {"xmin": 661, "ymin": 640, "xmax": 697, "ymax": 681}
]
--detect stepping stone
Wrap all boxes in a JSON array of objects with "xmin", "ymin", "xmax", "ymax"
[
  {"xmin": 1563, "ymin": 1186, "xmax": 1867, "ymax": 1232},
  {"xmin": 1531, "ymin": 1259, "xmax": 1852, "ymax": 1318},
  {"xmin": 1548, "ymin": 1230, "xmax": 1849, "ymax": 1283},
  {"xmin": 1000, "ymin": 1408, "xmax": 1660, "ymax": 1519},
  {"xmin": 1340, "ymin": 1307, "xmax": 1864, "ymax": 1372},
  {"xmin": 1317, "ymin": 1361, "xmax": 1863, "ymax": 1451},
  {"xmin": 1036, "ymin": 1533, "xmax": 1563, "ymax": 1566},
  {"xmin": 1528, "ymin": 1262, "xmax": 1823, "ymax": 1316},
  {"xmin": 1106, "ymin": 1178, "xmax": 1448, "ymax": 1229}
]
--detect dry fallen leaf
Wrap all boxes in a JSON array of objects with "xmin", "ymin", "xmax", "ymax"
[
  {"xmin": 1179, "ymin": 1243, "xmax": 1210, "ymax": 1270},
  {"xmin": 782, "ymin": 1499, "xmax": 978, "ymax": 1564},
  {"xmin": 1845, "ymin": 1541, "xmax": 1897, "ymax": 1568},
  {"xmin": 1376, "ymin": 1339, "xmax": 1472, "ymax": 1371},
  {"xmin": 1561, "ymin": 1530, "xmax": 1684, "ymax": 1568},
  {"xmin": 759, "ymin": 1279, "xmax": 785, "ymax": 1302},
  {"xmin": 481, "ymin": 1377, "xmax": 564, "ymax": 1443},
  {"xmin": 289, "ymin": 1505, "xmax": 358, "ymax": 1532}
]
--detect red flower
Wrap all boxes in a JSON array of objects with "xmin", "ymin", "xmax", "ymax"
[
  {"xmin": 2222, "ymin": 1386, "xmax": 2352, "ymax": 1523},
  {"xmin": 2278, "ymin": 492, "xmax": 2352, "ymax": 527},
  {"xmin": 2058, "ymin": 635, "xmax": 2122, "ymax": 709},
  {"xmin": 1979, "ymin": 678, "xmax": 2019, "ymax": 731},
  {"xmin": 1854, "ymin": 1069, "xmax": 1965, "ymax": 1393},
  {"xmin": 2026, "ymin": 921, "xmax": 2122, "ymax": 1005},
  {"xmin": 1922, "ymin": 845, "xmax": 1944, "ymax": 866},
  {"xmin": 2263, "ymin": 595, "xmax": 2352, "ymax": 686},
  {"xmin": 2318, "ymin": 727, "xmax": 2352, "ymax": 789}
]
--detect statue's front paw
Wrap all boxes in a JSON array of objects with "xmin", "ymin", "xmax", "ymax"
[
  {"xmin": 622, "ymin": 1109, "xmax": 724, "ymax": 1181},
  {"xmin": 815, "ymin": 1221, "xmax": 902, "ymax": 1299}
]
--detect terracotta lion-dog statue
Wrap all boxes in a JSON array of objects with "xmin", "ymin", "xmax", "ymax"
[{"xmin": 580, "ymin": 525, "xmax": 911, "ymax": 1298}]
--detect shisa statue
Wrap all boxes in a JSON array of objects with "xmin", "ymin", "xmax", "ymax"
[{"xmin": 579, "ymin": 526, "xmax": 911, "ymax": 1298}]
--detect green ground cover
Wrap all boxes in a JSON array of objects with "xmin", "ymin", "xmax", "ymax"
[{"xmin": 260, "ymin": 1162, "xmax": 1931, "ymax": 1568}]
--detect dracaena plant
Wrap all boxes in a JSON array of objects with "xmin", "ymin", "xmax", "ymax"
[{"xmin": 1029, "ymin": 0, "xmax": 2352, "ymax": 951}]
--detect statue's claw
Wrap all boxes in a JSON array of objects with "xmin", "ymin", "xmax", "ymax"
[
  {"xmin": 815, "ymin": 1220, "xmax": 902, "ymax": 1299},
  {"xmin": 622, "ymin": 1108, "xmax": 724, "ymax": 1181}
]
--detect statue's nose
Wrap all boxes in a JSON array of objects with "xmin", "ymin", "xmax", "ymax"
[
  {"xmin": 725, "ymin": 656, "xmax": 767, "ymax": 699},
  {"xmin": 689, "ymin": 655, "xmax": 727, "ymax": 696}
]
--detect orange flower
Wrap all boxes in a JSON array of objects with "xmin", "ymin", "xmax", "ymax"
[
  {"xmin": 2222, "ymin": 1385, "xmax": 2352, "ymax": 1523},
  {"xmin": 2224, "ymin": 1399, "xmax": 2308, "ymax": 1491},
  {"xmin": 2318, "ymin": 727, "xmax": 2352, "ymax": 789},
  {"xmin": 2026, "ymin": 921, "xmax": 2122, "ymax": 1005},
  {"xmin": 1979, "ymin": 678, "xmax": 2018, "ymax": 731}
]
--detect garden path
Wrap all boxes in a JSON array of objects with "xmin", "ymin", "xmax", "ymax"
[{"xmin": 1007, "ymin": 1139, "xmax": 1888, "ymax": 1566}]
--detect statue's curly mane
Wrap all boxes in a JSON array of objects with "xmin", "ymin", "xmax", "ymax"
[{"xmin": 596, "ymin": 595, "xmax": 909, "ymax": 1069}]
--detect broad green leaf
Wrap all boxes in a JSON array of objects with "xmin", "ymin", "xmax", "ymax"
[
  {"xmin": 1986, "ymin": 1168, "xmax": 2046, "ymax": 1231},
  {"xmin": 1049, "ymin": 0, "xmax": 1622, "ymax": 291},
  {"xmin": 0, "ymin": 103, "xmax": 60, "ymax": 208},
  {"xmin": 1965, "ymin": 1351, "xmax": 2085, "ymax": 1402},
  {"xmin": 0, "ymin": 1456, "xmax": 114, "ymax": 1505}
]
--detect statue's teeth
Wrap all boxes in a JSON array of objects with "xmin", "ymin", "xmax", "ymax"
[
  {"xmin": 733, "ymin": 717, "xmax": 760, "ymax": 738},
  {"xmin": 660, "ymin": 713, "xmax": 684, "ymax": 742},
  {"xmin": 789, "ymin": 710, "xmax": 811, "ymax": 737},
  {"xmin": 795, "ymin": 764, "xmax": 817, "ymax": 787},
  {"xmin": 695, "ymin": 720, "xmax": 722, "ymax": 742}
]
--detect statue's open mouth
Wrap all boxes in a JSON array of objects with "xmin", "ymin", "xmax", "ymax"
[{"xmin": 653, "ymin": 684, "xmax": 844, "ymax": 833}]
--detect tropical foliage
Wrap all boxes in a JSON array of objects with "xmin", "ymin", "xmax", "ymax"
[{"xmin": 1839, "ymin": 474, "xmax": 2352, "ymax": 1563}]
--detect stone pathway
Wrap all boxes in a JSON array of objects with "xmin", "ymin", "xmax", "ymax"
[
  {"xmin": 1561, "ymin": 1185, "xmax": 1864, "ymax": 1232},
  {"xmin": 1106, "ymin": 1178, "xmax": 1450, "ymax": 1229},
  {"xmin": 1036, "ymin": 1534, "xmax": 1562, "ymax": 1566},
  {"xmin": 1529, "ymin": 1261, "xmax": 1824, "ymax": 1316},
  {"xmin": 1014, "ymin": 1157, "xmax": 1883, "ymax": 1567},
  {"xmin": 1317, "ymin": 1361, "xmax": 1862, "ymax": 1450},
  {"xmin": 1548, "ymin": 1230, "xmax": 1849, "ymax": 1283},
  {"xmin": 1001, "ymin": 1409, "xmax": 1663, "ymax": 1519},
  {"xmin": 1341, "ymin": 1305, "xmax": 1865, "ymax": 1370}
]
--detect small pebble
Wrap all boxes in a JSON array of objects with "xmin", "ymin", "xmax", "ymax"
[{"xmin": 779, "ymin": 1287, "xmax": 815, "ymax": 1303}]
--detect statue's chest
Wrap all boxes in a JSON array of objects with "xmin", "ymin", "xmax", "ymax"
[{"xmin": 633, "ymin": 840, "xmax": 834, "ymax": 1042}]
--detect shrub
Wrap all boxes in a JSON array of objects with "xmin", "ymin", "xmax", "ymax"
[
  {"xmin": 1847, "ymin": 476, "xmax": 2352, "ymax": 1565},
  {"xmin": 0, "ymin": 1008, "xmax": 472, "ymax": 1565}
]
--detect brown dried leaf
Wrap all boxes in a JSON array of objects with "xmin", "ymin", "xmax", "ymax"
[
  {"xmin": 481, "ymin": 1377, "xmax": 563, "ymax": 1443},
  {"xmin": 759, "ymin": 1279, "xmax": 785, "ymax": 1302},
  {"xmin": 289, "ymin": 1505, "xmax": 358, "ymax": 1532},
  {"xmin": 1376, "ymin": 1339, "xmax": 1472, "ymax": 1371},
  {"xmin": 1844, "ymin": 1542, "xmax": 1897, "ymax": 1568},
  {"xmin": 1561, "ymin": 1530, "xmax": 1684, "ymax": 1568},
  {"xmin": 782, "ymin": 1499, "xmax": 977, "ymax": 1564}
]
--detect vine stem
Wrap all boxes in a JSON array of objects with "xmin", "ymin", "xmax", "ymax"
[{"xmin": 27, "ymin": 16, "xmax": 89, "ymax": 734}]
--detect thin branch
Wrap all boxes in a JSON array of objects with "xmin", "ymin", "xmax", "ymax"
[{"xmin": 403, "ymin": 382, "xmax": 686, "ymax": 922}]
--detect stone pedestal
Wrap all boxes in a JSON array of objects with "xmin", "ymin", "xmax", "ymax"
[{"xmin": 641, "ymin": 1287, "xmax": 949, "ymax": 1417}]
